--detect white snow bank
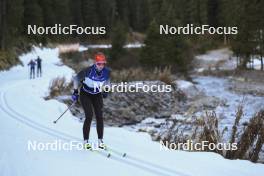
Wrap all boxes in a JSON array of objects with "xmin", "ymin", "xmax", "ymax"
[
  {"xmin": 175, "ymin": 80, "xmax": 194, "ymax": 89},
  {"xmin": 195, "ymin": 48, "xmax": 263, "ymax": 71}
]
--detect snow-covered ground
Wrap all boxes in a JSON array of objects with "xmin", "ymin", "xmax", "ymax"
[
  {"xmin": 193, "ymin": 76, "xmax": 264, "ymax": 138},
  {"xmin": 193, "ymin": 48, "xmax": 264, "ymax": 138},
  {"xmin": 0, "ymin": 46, "xmax": 263, "ymax": 176},
  {"xmin": 195, "ymin": 48, "xmax": 235, "ymax": 72},
  {"xmin": 58, "ymin": 42, "xmax": 144, "ymax": 54},
  {"xmin": 84, "ymin": 42, "xmax": 145, "ymax": 49},
  {"xmin": 59, "ymin": 42, "xmax": 144, "ymax": 52},
  {"xmin": 194, "ymin": 48, "xmax": 264, "ymax": 132},
  {"xmin": 195, "ymin": 48, "xmax": 263, "ymax": 71}
]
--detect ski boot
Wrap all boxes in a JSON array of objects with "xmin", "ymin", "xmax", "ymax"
[
  {"xmin": 98, "ymin": 139, "xmax": 107, "ymax": 150},
  {"xmin": 84, "ymin": 140, "xmax": 92, "ymax": 150}
]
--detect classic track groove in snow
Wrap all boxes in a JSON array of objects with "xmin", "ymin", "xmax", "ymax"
[{"xmin": 0, "ymin": 89, "xmax": 187, "ymax": 176}]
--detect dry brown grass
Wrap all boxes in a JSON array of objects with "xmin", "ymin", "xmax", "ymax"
[
  {"xmin": 198, "ymin": 111, "xmax": 221, "ymax": 153},
  {"xmin": 233, "ymin": 110, "xmax": 264, "ymax": 162},
  {"xmin": 111, "ymin": 66, "xmax": 173, "ymax": 84},
  {"xmin": 225, "ymin": 101, "xmax": 244, "ymax": 159},
  {"xmin": 0, "ymin": 50, "xmax": 20, "ymax": 70},
  {"xmin": 47, "ymin": 77, "xmax": 72, "ymax": 99},
  {"xmin": 231, "ymin": 101, "xmax": 244, "ymax": 142}
]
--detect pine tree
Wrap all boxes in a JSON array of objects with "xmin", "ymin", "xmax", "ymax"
[
  {"xmin": 230, "ymin": 0, "xmax": 261, "ymax": 69},
  {"xmin": 0, "ymin": 0, "xmax": 8, "ymax": 49},
  {"xmin": 23, "ymin": 0, "xmax": 43, "ymax": 27},
  {"xmin": 207, "ymin": 0, "xmax": 220, "ymax": 27},
  {"xmin": 23, "ymin": 0, "xmax": 43, "ymax": 42},
  {"xmin": 127, "ymin": 0, "xmax": 150, "ymax": 32},
  {"xmin": 140, "ymin": 20, "xmax": 164, "ymax": 66},
  {"xmin": 0, "ymin": 0, "xmax": 24, "ymax": 49},
  {"xmin": 70, "ymin": 0, "xmax": 83, "ymax": 26},
  {"xmin": 81, "ymin": 0, "xmax": 98, "ymax": 26},
  {"xmin": 52, "ymin": 0, "xmax": 72, "ymax": 26},
  {"xmin": 110, "ymin": 21, "xmax": 127, "ymax": 61},
  {"xmin": 140, "ymin": 19, "xmax": 192, "ymax": 72}
]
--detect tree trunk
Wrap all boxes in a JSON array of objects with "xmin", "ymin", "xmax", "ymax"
[
  {"xmin": 261, "ymin": 55, "xmax": 263, "ymax": 71},
  {"xmin": 224, "ymin": 34, "xmax": 227, "ymax": 45},
  {"xmin": 240, "ymin": 53, "xmax": 250, "ymax": 69},
  {"xmin": 0, "ymin": 0, "xmax": 7, "ymax": 50}
]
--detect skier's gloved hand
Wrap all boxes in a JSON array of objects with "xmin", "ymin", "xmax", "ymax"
[
  {"xmin": 102, "ymin": 92, "xmax": 108, "ymax": 98},
  {"xmin": 71, "ymin": 89, "xmax": 79, "ymax": 102}
]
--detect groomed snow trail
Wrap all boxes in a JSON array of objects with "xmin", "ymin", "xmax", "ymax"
[{"xmin": 0, "ymin": 47, "xmax": 263, "ymax": 176}]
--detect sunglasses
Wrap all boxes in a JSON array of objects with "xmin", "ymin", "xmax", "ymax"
[{"xmin": 96, "ymin": 63, "xmax": 106, "ymax": 66}]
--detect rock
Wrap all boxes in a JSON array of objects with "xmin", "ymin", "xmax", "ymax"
[{"xmin": 100, "ymin": 80, "xmax": 186, "ymax": 125}]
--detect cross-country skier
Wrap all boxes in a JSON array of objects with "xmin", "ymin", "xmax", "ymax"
[
  {"xmin": 35, "ymin": 56, "xmax": 42, "ymax": 77},
  {"xmin": 28, "ymin": 59, "xmax": 36, "ymax": 79},
  {"xmin": 72, "ymin": 52, "xmax": 110, "ymax": 150}
]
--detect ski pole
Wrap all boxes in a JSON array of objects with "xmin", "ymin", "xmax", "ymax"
[{"xmin": 53, "ymin": 102, "xmax": 76, "ymax": 124}]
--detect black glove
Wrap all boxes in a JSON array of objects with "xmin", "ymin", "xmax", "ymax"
[
  {"xmin": 71, "ymin": 89, "xmax": 79, "ymax": 102},
  {"xmin": 102, "ymin": 92, "xmax": 108, "ymax": 98}
]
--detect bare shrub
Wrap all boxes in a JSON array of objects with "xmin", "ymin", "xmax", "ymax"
[
  {"xmin": 198, "ymin": 111, "xmax": 221, "ymax": 153},
  {"xmin": 111, "ymin": 66, "xmax": 173, "ymax": 84},
  {"xmin": 226, "ymin": 100, "xmax": 244, "ymax": 158},
  {"xmin": 233, "ymin": 110, "xmax": 264, "ymax": 162},
  {"xmin": 47, "ymin": 77, "xmax": 71, "ymax": 99},
  {"xmin": 154, "ymin": 66, "xmax": 172, "ymax": 85}
]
